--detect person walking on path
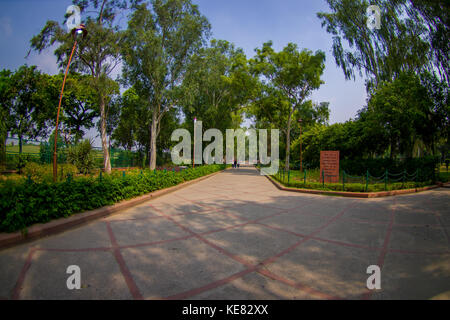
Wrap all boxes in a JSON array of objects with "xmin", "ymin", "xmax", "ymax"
[{"xmin": 234, "ymin": 159, "xmax": 237, "ymax": 169}]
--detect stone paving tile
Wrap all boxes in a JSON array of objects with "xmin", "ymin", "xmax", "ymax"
[
  {"xmin": 150, "ymin": 202, "xmax": 213, "ymax": 215},
  {"xmin": 438, "ymin": 212, "xmax": 450, "ymax": 227},
  {"xmin": 37, "ymin": 222, "xmax": 111, "ymax": 250},
  {"xmin": 194, "ymin": 198, "xmax": 248, "ymax": 210},
  {"xmin": 299, "ymin": 201, "xmax": 352, "ymax": 218},
  {"xmin": 389, "ymin": 225, "xmax": 449, "ymax": 252},
  {"xmin": 202, "ymin": 224, "xmax": 301, "ymax": 265},
  {"xmin": 0, "ymin": 244, "xmax": 32, "ymax": 299},
  {"xmin": 172, "ymin": 211, "xmax": 245, "ymax": 234},
  {"xmin": 265, "ymin": 239, "xmax": 380, "ymax": 299},
  {"xmin": 257, "ymin": 196, "xmax": 313, "ymax": 210},
  {"xmin": 261, "ymin": 211, "xmax": 330, "ymax": 235},
  {"xmin": 393, "ymin": 210, "xmax": 439, "ymax": 226},
  {"xmin": 121, "ymin": 238, "xmax": 245, "ymax": 299},
  {"xmin": 191, "ymin": 272, "xmax": 317, "ymax": 300},
  {"xmin": 372, "ymin": 252, "xmax": 450, "ymax": 300},
  {"xmin": 1, "ymin": 167, "xmax": 449, "ymax": 300},
  {"xmin": 317, "ymin": 219, "xmax": 388, "ymax": 248},
  {"xmin": 109, "ymin": 218, "xmax": 191, "ymax": 247},
  {"xmin": 104, "ymin": 204, "xmax": 161, "ymax": 221},
  {"xmin": 224, "ymin": 203, "xmax": 282, "ymax": 221},
  {"xmin": 20, "ymin": 250, "xmax": 132, "ymax": 300},
  {"xmin": 343, "ymin": 202, "xmax": 391, "ymax": 223}
]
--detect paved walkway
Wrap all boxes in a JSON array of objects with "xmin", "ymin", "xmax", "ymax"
[{"xmin": 1, "ymin": 167, "xmax": 449, "ymax": 300}]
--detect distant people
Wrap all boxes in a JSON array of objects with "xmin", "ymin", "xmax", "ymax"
[
  {"xmin": 233, "ymin": 159, "xmax": 237, "ymax": 169},
  {"xmin": 237, "ymin": 161, "xmax": 240, "ymax": 169}
]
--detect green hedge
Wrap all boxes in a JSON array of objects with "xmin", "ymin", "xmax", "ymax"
[
  {"xmin": 0, "ymin": 165, "xmax": 227, "ymax": 233},
  {"xmin": 272, "ymin": 175, "xmax": 432, "ymax": 193}
]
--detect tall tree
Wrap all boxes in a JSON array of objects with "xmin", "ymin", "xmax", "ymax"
[
  {"xmin": 121, "ymin": 0, "xmax": 210, "ymax": 169},
  {"xmin": 367, "ymin": 72, "xmax": 432, "ymax": 158},
  {"xmin": 2, "ymin": 66, "xmax": 54, "ymax": 154},
  {"xmin": 249, "ymin": 42, "xmax": 326, "ymax": 171},
  {"xmin": 46, "ymin": 73, "xmax": 101, "ymax": 143},
  {"xmin": 181, "ymin": 39, "xmax": 253, "ymax": 134},
  {"xmin": 112, "ymin": 88, "xmax": 142, "ymax": 151},
  {"xmin": 408, "ymin": 0, "xmax": 449, "ymax": 85},
  {"xmin": 30, "ymin": 0, "xmax": 139, "ymax": 173},
  {"xmin": 0, "ymin": 70, "xmax": 13, "ymax": 170},
  {"xmin": 317, "ymin": 0, "xmax": 430, "ymax": 91}
]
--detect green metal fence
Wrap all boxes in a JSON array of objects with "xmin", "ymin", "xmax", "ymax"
[
  {"xmin": 4, "ymin": 144, "xmax": 141, "ymax": 171},
  {"xmin": 274, "ymin": 168, "xmax": 433, "ymax": 192}
]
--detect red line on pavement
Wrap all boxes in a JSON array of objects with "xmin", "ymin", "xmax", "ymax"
[
  {"xmin": 106, "ymin": 222, "xmax": 143, "ymax": 300},
  {"xmin": 12, "ymin": 248, "xmax": 36, "ymax": 300},
  {"xmin": 39, "ymin": 247, "xmax": 112, "ymax": 253},
  {"xmin": 164, "ymin": 268, "xmax": 257, "ymax": 300},
  {"xmin": 119, "ymin": 234, "xmax": 196, "ymax": 250},
  {"xmin": 151, "ymin": 201, "xmax": 355, "ymax": 300},
  {"xmin": 388, "ymin": 248, "xmax": 450, "ymax": 255},
  {"xmin": 257, "ymin": 268, "xmax": 341, "ymax": 300},
  {"xmin": 255, "ymin": 221, "xmax": 382, "ymax": 252},
  {"xmin": 420, "ymin": 197, "xmax": 450, "ymax": 247}
]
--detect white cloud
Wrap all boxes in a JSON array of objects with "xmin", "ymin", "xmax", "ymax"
[
  {"xmin": 27, "ymin": 46, "xmax": 59, "ymax": 75},
  {"xmin": 0, "ymin": 17, "xmax": 13, "ymax": 37}
]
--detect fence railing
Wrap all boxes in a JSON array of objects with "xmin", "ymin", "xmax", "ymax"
[
  {"xmin": 4, "ymin": 147, "xmax": 140, "ymax": 171},
  {"xmin": 274, "ymin": 168, "xmax": 433, "ymax": 192}
]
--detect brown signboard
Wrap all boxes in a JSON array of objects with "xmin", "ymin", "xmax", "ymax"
[{"xmin": 320, "ymin": 151, "xmax": 340, "ymax": 183}]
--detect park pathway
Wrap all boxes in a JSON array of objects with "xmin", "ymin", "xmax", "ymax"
[{"xmin": 1, "ymin": 167, "xmax": 449, "ymax": 300}]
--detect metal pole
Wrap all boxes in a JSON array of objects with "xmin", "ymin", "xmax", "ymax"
[{"xmin": 53, "ymin": 40, "xmax": 78, "ymax": 182}]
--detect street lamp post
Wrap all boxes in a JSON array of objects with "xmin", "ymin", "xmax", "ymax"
[
  {"xmin": 53, "ymin": 24, "xmax": 87, "ymax": 182},
  {"xmin": 298, "ymin": 119, "xmax": 303, "ymax": 173}
]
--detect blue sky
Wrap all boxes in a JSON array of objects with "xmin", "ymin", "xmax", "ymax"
[{"xmin": 0, "ymin": 0, "xmax": 368, "ymax": 127}]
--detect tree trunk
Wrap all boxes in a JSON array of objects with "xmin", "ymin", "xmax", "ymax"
[
  {"xmin": 149, "ymin": 111, "xmax": 158, "ymax": 170},
  {"xmin": 99, "ymin": 96, "xmax": 112, "ymax": 174},
  {"xmin": 19, "ymin": 135, "xmax": 23, "ymax": 154}
]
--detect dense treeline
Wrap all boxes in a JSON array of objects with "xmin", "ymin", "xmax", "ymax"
[{"xmin": 0, "ymin": 0, "xmax": 448, "ymax": 173}]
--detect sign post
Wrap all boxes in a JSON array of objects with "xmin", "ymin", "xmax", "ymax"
[{"xmin": 320, "ymin": 151, "xmax": 340, "ymax": 184}]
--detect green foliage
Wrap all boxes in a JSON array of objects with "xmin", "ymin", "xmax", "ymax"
[
  {"xmin": 15, "ymin": 154, "xmax": 31, "ymax": 174},
  {"xmin": 249, "ymin": 41, "xmax": 326, "ymax": 171},
  {"xmin": 67, "ymin": 139, "xmax": 96, "ymax": 174},
  {"xmin": 367, "ymin": 73, "xmax": 433, "ymax": 158},
  {"xmin": 1, "ymin": 66, "xmax": 56, "ymax": 148},
  {"xmin": 181, "ymin": 39, "xmax": 252, "ymax": 133},
  {"xmin": 340, "ymin": 157, "xmax": 439, "ymax": 181},
  {"xmin": 121, "ymin": 0, "xmax": 211, "ymax": 169},
  {"xmin": 0, "ymin": 164, "xmax": 226, "ymax": 233},
  {"xmin": 47, "ymin": 73, "xmax": 99, "ymax": 143},
  {"xmin": 317, "ymin": 0, "xmax": 432, "ymax": 90},
  {"xmin": 29, "ymin": 0, "xmax": 135, "ymax": 173},
  {"xmin": 22, "ymin": 163, "xmax": 78, "ymax": 183}
]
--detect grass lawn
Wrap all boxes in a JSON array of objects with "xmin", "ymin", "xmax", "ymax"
[{"xmin": 6, "ymin": 144, "xmax": 40, "ymax": 154}]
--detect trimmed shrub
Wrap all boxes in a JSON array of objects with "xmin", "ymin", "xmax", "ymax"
[{"xmin": 0, "ymin": 164, "xmax": 226, "ymax": 233}]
